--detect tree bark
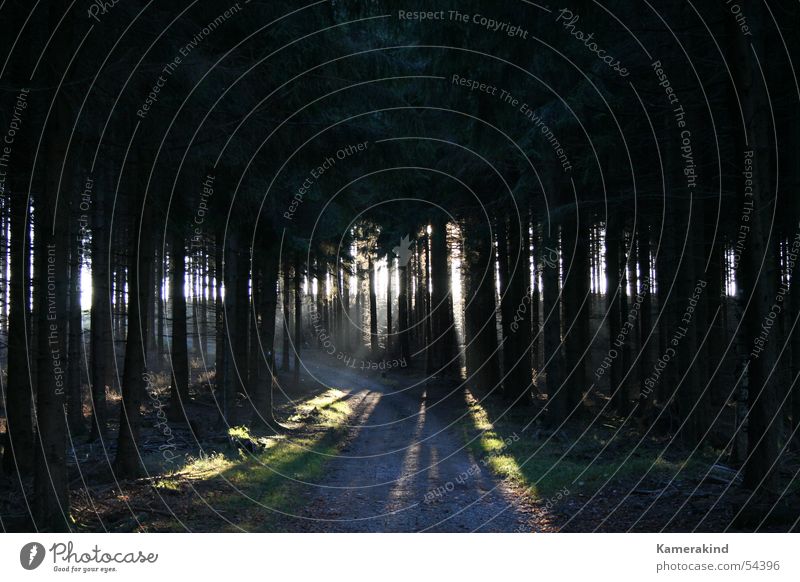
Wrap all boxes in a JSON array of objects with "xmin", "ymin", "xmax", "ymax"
[
  {"xmin": 430, "ymin": 217, "xmax": 457, "ymax": 376},
  {"xmin": 368, "ymin": 253, "xmax": 379, "ymax": 354},
  {"xmin": 606, "ymin": 214, "xmax": 625, "ymax": 414},
  {"xmin": 168, "ymin": 228, "xmax": 189, "ymax": 422},
  {"xmin": 222, "ymin": 233, "xmax": 248, "ymax": 423},
  {"xmin": 386, "ymin": 259, "xmax": 393, "ymax": 353},
  {"xmin": 281, "ymin": 264, "xmax": 291, "ymax": 371},
  {"xmin": 729, "ymin": 5, "xmax": 781, "ymax": 495},
  {"xmin": 562, "ymin": 210, "xmax": 590, "ymax": 412},
  {"xmin": 398, "ymin": 263, "xmax": 410, "ymax": 362},
  {"xmin": 33, "ymin": 86, "xmax": 71, "ymax": 529},
  {"xmin": 2, "ymin": 151, "xmax": 34, "ymax": 475},
  {"xmin": 254, "ymin": 237, "xmax": 279, "ymax": 427},
  {"xmin": 113, "ymin": 192, "xmax": 154, "ymax": 480},
  {"xmin": 89, "ymin": 185, "xmax": 110, "ymax": 441},
  {"xmin": 293, "ymin": 256, "xmax": 302, "ymax": 386},
  {"xmin": 66, "ymin": 197, "xmax": 85, "ymax": 435},
  {"xmin": 463, "ymin": 219, "xmax": 500, "ymax": 393},
  {"xmin": 543, "ymin": 223, "xmax": 566, "ymax": 425}
]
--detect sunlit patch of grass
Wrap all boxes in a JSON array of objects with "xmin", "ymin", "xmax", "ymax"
[
  {"xmin": 461, "ymin": 390, "xmax": 717, "ymax": 502},
  {"xmin": 153, "ymin": 479, "xmax": 182, "ymax": 493},
  {"xmin": 286, "ymin": 388, "xmax": 347, "ymax": 425},
  {"xmin": 167, "ymin": 452, "xmax": 236, "ymax": 482},
  {"xmin": 466, "ymin": 393, "xmax": 494, "ymax": 433},
  {"xmin": 463, "ymin": 391, "xmax": 528, "ymax": 493},
  {"xmin": 228, "ymin": 425, "xmax": 251, "ymax": 440},
  {"xmin": 156, "ymin": 388, "xmax": 352, "ymax": 530}
]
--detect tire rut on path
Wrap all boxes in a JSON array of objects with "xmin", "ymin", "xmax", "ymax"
[{"xmin": 286, "ymin": 357, "xmax": 548, "ymax": 532}]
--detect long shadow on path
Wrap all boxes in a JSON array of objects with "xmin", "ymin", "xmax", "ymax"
[{"xmin": 285, "ymin": 356, "xmax": 546, "ymax": 532}]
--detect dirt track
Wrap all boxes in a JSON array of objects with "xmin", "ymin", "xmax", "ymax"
[{"xmin": 286, "ymin": 357, "xmax": 549, "ymax": 532}]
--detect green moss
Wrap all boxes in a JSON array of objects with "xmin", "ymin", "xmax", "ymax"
[
  {"xmin": 461, "ymin": 391, "xmax": 719, "ymax": 501},
  {"xmin": 157, "ymin": 388, "xmax": 352, "ymax": 530}
]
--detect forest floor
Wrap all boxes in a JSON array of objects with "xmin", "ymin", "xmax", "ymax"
[{"xmin": 3, "ymin": 350, "xmax": 799, "ymax": 532}]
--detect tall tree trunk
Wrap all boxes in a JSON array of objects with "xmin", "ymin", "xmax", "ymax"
[
  {"xmin": 89, "ymin": 186, "xmax": 110, "ymax": 441},
  {"xmin": 66, "ymin": 199, "xmax": 85, "ymax": 435},
  {"xmin": 34, "ymin": 204, "xmax": 70, "ymax": 530},
  {"xmin": 114, "ymin": 190, "xmax": 154, "ymax": 480},
  {"xmin": 214, "ymin": 238, "xmax": 225, "ymax": 400},
  {"xmin": 497, "ymin": 214, "xmax": 514, "ymax": 378},
  {"xmin": 507, "ymin": 211, "xmax": 533, "ymax": 405},
  {"xmin": 637, "ymin": 223, "xmax": 654, "ymax": 418},
  {"xmin": 368, "ymin": 253, "xmax": 378, "ymax": 354},
  {"xmin": 254, "ymin": 236, "xmax": 279, "ymax": 427},
  {"xmin": 222, "ymin": 233, "xmax": 248, "ymax": 423},
  {"xmin": 463, "ymin": 220, "xmax": 499, "ymax": 393},
  {"xmin": 530, "ymin": 219, "xmax": 541, "ymax": 373},
  {"xmin": 342, "ymin": 261, "xmax": 351, "ymax": 353},
  {"xmin": 2, "ymin": 152, "xmax": 34, "ymax": 475},
  {"xmin": 729, "ymin": 5, "xmax": 781, "ymax": 495},
  {"xmin": 293, "ymin": 256, "xmax": 302, "ymax": 386},
  {"xmin": 542, "ymin": 222, "xmax": 565, "ymax": 425},
  {"xmin": 423, "ymin": 236, "xmax": 432, "ymax": 366},
  {"xmin": 790, "ymin": 118, "xmax": 800, "ymax": 448},
  {"xmin": 200, "ymin": 250, "xmax": 209, "ymax": 357},
  {"xmin": 168, "ymin": 228, "xmax": 189, "ymax": 422},
  {"xmin": 398, "ymin": 263, "xmax": 410, "ymax": 362},
  {"xmin": 247, "ymin": 257, "xmax": 260, "ymax": 407},
  {"xmin": 606, "ymin": 215, "xmax": 625, "ymax": 414},
  {"xmin": 33, "ymin": 82, "xmax": 70, "ymax": 529},
  {"xmin": 386, "ymin": 259, "xmax": 393, "ymax": 353},
  {"xmin": 0, "ymin": 200, "xmax": 7, "ymax": 338},
  {"xmin": 562, "ymin": 211, "xmax": 590, "ymax": 412},
  {"xmin": 430, "ymin": 217, "xmax": 457, "ymax": 376},
  {"xmin": 618, "ymin": 238, "xmax": 632, "ymax": 416},
  {"xmin": 414, "ymin": 240, "xmax": 425, "ymax": 355},
  {"xmin": 156, "ymin": 245, "xmax": 165, "ymax": 359},
  {"xmin": 676, "ymin": 195, "xmax": 705, "ymax": 444},
  {"xmin": 281, "ymin": 264, "xmax": 291, "ymax": 371}
]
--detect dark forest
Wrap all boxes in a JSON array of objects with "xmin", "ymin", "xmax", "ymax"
[{"xmin": 0, "ymin": 0, "xmax": 799, "ymax": 533}]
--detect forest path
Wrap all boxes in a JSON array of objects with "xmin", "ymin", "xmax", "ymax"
[{"xmin": 285, "ymin": 354, "xmax": 548, "ymax": 532}]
